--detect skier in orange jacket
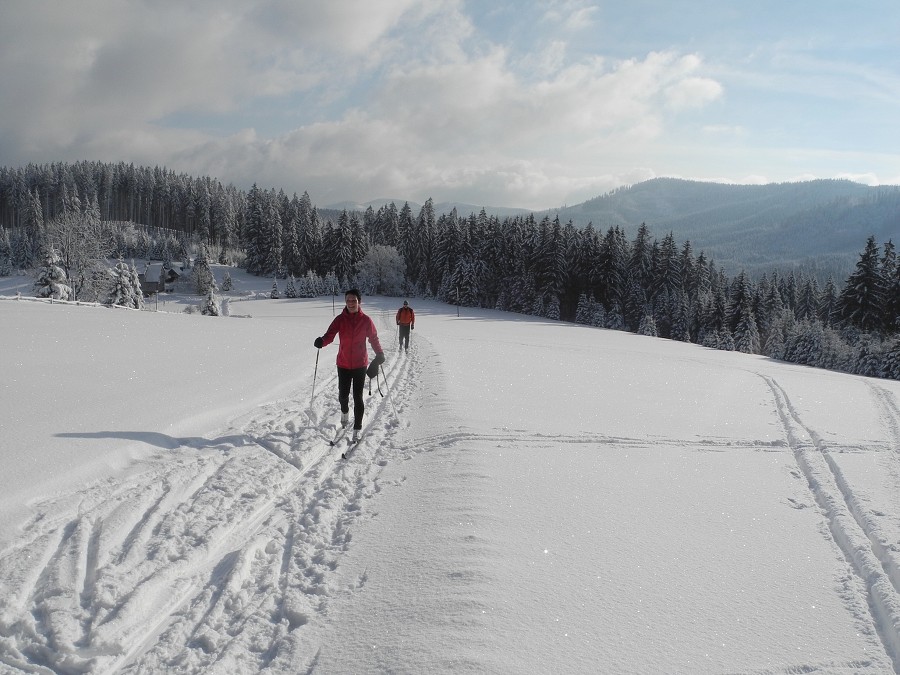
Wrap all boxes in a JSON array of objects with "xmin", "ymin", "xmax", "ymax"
[{"xmin": 396, "ymin": 300, "xmax": 415, "ymax": 351}]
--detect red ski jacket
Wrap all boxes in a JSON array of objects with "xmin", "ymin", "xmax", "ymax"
[
  {"xmin": 321, "ymin": 308, "xmax": 383, "ymax": 369},
  {"xmin": 396, "ymin": 306, "xmax": 415, "ymax": 327}
]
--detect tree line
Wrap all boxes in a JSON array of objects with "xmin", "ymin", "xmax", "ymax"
[{"xmin": 1, "ymin": 160, "xmax": 898, "ymax": 381}]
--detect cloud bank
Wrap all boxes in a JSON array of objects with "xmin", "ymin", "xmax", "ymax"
[{"xmin": 1, "ymin": 0, "xmax": 897, "ymax": 210}]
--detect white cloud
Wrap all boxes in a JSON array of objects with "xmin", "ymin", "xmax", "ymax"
[
  {"xmin": 833, "ymin": 172, "xmax": 879, "ymax": 186},
  {"xmin": 171, "ymin": 47, "xmax": 721, "ymax": 209},
  {"xmin": 4, "ymin": 1, "xmax": 894, "ymax": 210},
  {"xmin": 540, "ymin": 0, "xmax": 599, "ymax": 31},
  {"xmin": 665, "ymin": 77, "xmax": 724, "ymax": 110},
  {"xmin": 248, "ymin": 0, "xmax": 423, "ymax": 54}
]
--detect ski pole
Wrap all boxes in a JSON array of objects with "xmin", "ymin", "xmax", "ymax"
[
  {"xmin": 310, "ymin": 348, "xmax": 320, "ymax": 404},
  {"xmin": 380, "ymin": 365, "xmax": 399, "ymax": 418}
]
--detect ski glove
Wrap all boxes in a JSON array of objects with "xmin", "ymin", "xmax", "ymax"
[
  {"xmin": 411, "ymin": 325, "xmax": 414, "ymax": 330},
  {"xmin": 314, "ymin": 337, "xmax": 323, "ymax": 349},
  {"xmin": 366, "ymin": 353, "xmax": 385, "ymax": 379}
]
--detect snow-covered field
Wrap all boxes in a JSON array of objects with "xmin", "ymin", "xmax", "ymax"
[{"xmin": 2, "ymin": 268, "xmax": 900, "ymax": 674}]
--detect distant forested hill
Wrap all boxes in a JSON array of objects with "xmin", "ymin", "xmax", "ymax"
[{"xmin": 544, "ymin": 178, "xmax": 900, "ymax": 279}]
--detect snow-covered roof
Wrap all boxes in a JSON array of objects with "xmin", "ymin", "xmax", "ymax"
[{"xmin": 144, "ymin": 263, "xmax": 163, "ymax": 279}]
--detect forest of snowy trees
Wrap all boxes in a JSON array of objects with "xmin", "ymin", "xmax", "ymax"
[{"xmin": 1, "ymin": 161, "xmax": 898, "ymax": 380}]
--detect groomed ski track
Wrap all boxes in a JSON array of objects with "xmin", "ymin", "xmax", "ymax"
[
  {"xmin": 2, "ymin": 301, "xmax": 900, "ymax": 672},
  {"xmin": 0, "ymin": 308, "xmax": 420, "ymax": 674},
  {"xmin": 765, "ymin": 375, "xmax": 900, "ymax": 671}
]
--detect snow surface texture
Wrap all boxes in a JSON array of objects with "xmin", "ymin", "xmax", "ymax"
[{"xmin": 2, "ymin": 268, "xmax": 900, "ymax": 673}]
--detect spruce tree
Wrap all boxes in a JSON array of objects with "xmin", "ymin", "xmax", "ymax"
[
  {"xmin": 818, "ymin": 277, "xmax": 840, "ymax": 326},
  {"xmin": 0, "ymin": 228, "xmax": 12, "ymax": 275},
  {"xmin": 105, "ymin": 259, "xmax": 141, "ymax": 308},
  {"xmin": 575, "ymin": 293, "xmax": 592, "ymax": 324},
  {"xmin": 838, "ymin": 236, "xmax": 885, "ymax": 332},
  {"xmin": 193, "ymin": 243, "xmax": 215, "ymax": 296},
  {"xmin": 881, "ymin": 240, "xmax": 898, "ymax": 332},
  {"xmin": 34, "ymin": 248, "xmax": 72, "ymax": 300},
  {"xmin": 285, "ymin": 276, "xmax": 297, "ymax": 298},
  {"xmin": 202, "ymin": 286, "xmax": 221, "ymax": 316},
  {"xmin": 129, "ymin": 261, "xmax": 145, "ymax": 309},
  {"xmin": 734, "ymin": 295, "xmax": 761, "ymax": 354},
  {"xmin": 638, "ymin": 313, "xmax": 658, "ymax": 337}
]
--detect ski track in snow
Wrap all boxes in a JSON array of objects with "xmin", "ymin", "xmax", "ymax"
[
  {"xmin": 3, "ymin": 302, "xmax": 900, "ymax": 673},
  {"xmin": 0, "ymin": 310, "xmax": 419, "ymax": 674},
  {"xmin": 763, "ymin": 375, "xmax": 900, "ymax": 672}
]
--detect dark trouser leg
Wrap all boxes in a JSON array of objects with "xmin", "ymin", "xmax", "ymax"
[
  {"xmin": 337, "ymin": 367, "xmax": 352, "ymax": 414},
  {"xmin": 350, "ymin": 367, "xmax": 366, "ymax": 429},
  {"xmin": 338, "ymin": 367, "xmax": 367, "ymax": 428},
  {"xmin": 399, "ymin": 325, "xmax": 410, "ymax": 349}
]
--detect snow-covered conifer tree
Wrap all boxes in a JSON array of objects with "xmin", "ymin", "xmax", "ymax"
[
  {"xmin": 838, "ymin": 236, "xmax": 885, "ymax": 332},
  {"xmin": 701, "ymin": 330, "xmax": 720, "ymax": 350},
  {"xmin": 0, "ymin": 228, "xmax": 12, "ymax": 276},
  {"xmin": 201, "ymin": 286, "xmax": 221, "ymax": 316},
  {"xmin": 33, "ymin": 248, "xmax": 72, "ymax": 300},
  {"xmin": 883, "ymin": 337, "xmax": 900, "ymax": 380},
  {"xmin": 853, "ymin": 336, "xmax": 882, "ymax": 378},
  {"xmin": 720, "ymin": 330, "xmax": 735, "ymax": 351},
  {"xmin": 670, "ymin": 292, "xmax": 692, "ymax": 342},
  {"xmin": 638, "ymin": 313, "xmax": 658, "ymax": 337},
  {"xmin": 270, "ymin": 280, "xmax": 280, "ymax": 299},
  {"xmin": 591, "ymin": 302, "xmax": 607, "ymax": 328},
  {"xmin": 575, "ymin": 293, "xmax": 592, "ymax": 324},
  {"xmin": 545, "ymin": 295, "xmax": 561, "ymax": 321},
  {"xmin": 193, "ymin": 243, "xmax": 215, "ymax": 296},
  {"xmin": 733, "ymin": 296, "xmax": 760, "ymax": 354},
  {"xmin": 295, "ymin": 274, "xmax": 310, "ymax": 298},
  {"xmin": 129, "ymin": 261, "xmax": 145, "ymax": 310},
  {"xmin": 285, "ymin": 276, "xmax": 297, "ymax": 298},
  {"xmin": 605, "ymin": 311, "xmax": 625, "ymax": 330},
  {"xmin": 106, "ymin": 259, "xmax": 138, "ymax": 308},
  {"xmin": 321, "ymin": 271, "xmax": 338, "ymax": 298}
]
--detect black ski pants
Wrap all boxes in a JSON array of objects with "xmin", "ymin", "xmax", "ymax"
[
  {"xmin": 337, "ymin": 366, "xmax": 366, "ymax": 430},
  {"xmin": 399, "ymin": 324, "xmax": 411, "ymax": 349}
]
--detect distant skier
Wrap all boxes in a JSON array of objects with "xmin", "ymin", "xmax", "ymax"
[
  {"xmin": 396, "ymin": 300, "xmax": 415, "ymax": 351},
  {"xmin": 314, "ymin": 289, "xmax": 384, "ymax": 441}
]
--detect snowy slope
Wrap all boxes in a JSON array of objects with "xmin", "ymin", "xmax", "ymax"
[{"xmin": 2, "ymin": 270, "xmax": 900, "ymax": 674}]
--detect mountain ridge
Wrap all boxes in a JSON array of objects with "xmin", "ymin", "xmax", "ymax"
[{"xmin": 331, "ymin": 178, "xmax": 900, "ymax": 278}]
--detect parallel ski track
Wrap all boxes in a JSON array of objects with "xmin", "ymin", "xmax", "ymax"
[
  {"xmin": 0, "ymin": 309, "xmax": 419, "ymax": 674},
  {"xmin": 764, "ymin": 375, "xmax": 900, "ymax": 672}
]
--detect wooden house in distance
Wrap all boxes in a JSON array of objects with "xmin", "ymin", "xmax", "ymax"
[{"xmin": 138, "ymin": 261, "xmax": 182, "ymax": 296}]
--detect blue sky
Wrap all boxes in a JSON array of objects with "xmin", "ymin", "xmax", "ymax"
[{"xmin": 1, "ymin": 0, "xmax": 898, "ymax": 210}]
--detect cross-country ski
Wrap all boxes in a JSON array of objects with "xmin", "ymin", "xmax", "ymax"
[
  {"xmin": 340, "ymin": 434, "xmax": 363, "ymax": 460},
  {"xmin": 328, "ymin": 425, "xmax": 349, "ymax": 446}
]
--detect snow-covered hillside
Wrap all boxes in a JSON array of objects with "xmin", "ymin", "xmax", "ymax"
[{"xmin": 2, "ymin": 268, "xmax": 900, "ymax": 674}]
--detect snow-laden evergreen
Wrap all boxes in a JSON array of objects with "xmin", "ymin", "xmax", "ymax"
[
  {"xmin": 201, "ymin": 286, "xmax": 221, "ymax": 316},
  {"xmin": 105, "ymin": 259, "xmax": 142, "ymax": 308},
  {"xmin": 284, "ymin": 276, "xmax": 297, "ymax": 298},
  {"xmin": 33, "ymin": 248, "xmax": 72, "ymax": 301}
]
